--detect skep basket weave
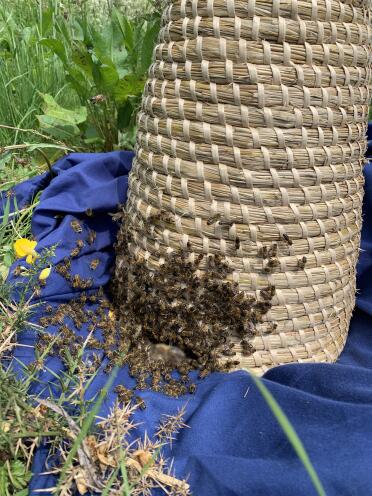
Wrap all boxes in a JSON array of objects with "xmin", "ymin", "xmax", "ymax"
[{"xmin": 119, "ymin": 0, "xmax": 372, "ymax": 374}]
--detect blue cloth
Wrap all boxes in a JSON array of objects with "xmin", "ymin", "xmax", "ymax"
[{"xmin": 2, "ymin": 145, "xmax": 372, "ymax": 496}]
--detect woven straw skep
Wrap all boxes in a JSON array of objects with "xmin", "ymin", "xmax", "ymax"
[{"xmin": 120, "ymin": 0, "xmax": 372, "ymax": 374}]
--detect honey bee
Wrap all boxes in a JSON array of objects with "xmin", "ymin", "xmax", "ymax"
[
  {"xmin": 199, "ymin": 369, "xmax": 210, "ymax": 379},
  {"xmin": 297, "ymin": 256, "xmax": 307, "ymax": 270},
  {"xmin": 14, "ymin": 157, "xmax": 28, "ymax": 165},
  {"xmin": 27, "ymin": 359, "xmax": 44, "ymax": 372},
  {"xmin": 135, "ymin": 396, "xmax": 146, "ymax": 410},
  {"xmin": 89, "ymin": 94, "xmax": 106, "ymax": 104},
  {"xmin": 39, "ymin": 316, "xmax": 50, "ymax": 327},
  {"xmin": 241, "ymin": 339, "xmax": 254, "ymax": 356},
  {"xmin": 268, "ymin": 243, "xmax": 278, "ymax": 258},
  {"xmin": 260, "ymin": 285, "xmax": 276, "ymax": 301},
  {"xmin": 263, "ymin": 258, "xmax": 280, "ymax": 273},
  {"xmin": 207, "ymin": 214, "xmax": 221, "ymax": 225},
  {"xmin": 87, "ymin": 229, "xmax": 96, "ymax": 245},
  {"xmin": 258, "ymin": 246, "xmax": 268, "ymax": 259},
  {"xmin": 56, "ymin": 263, "xmax": 70, "ymax": 279},
  {"xmin": 71, "ymin": 274, "xmax": 83, "ymax": 288},
  {"xmin": 282, "ymin": 233, "xmax": 293, "ymax": 246},
  {"xmin": 13, "ymin": 266, "xmax": 22, "ymax": 277},
  {"xmin": 235, "ymin": 237, "xmax": 241, "ymax": 250},
  {"xmin": 114, "ymin": 385, "xmax": 133, "ymax": 404},
  {"xmin": 70, "ymin": 220, "xmax": 83, "ymax": 233},
  {"xmin": 188, "ymin": 383, "xmax": 197, "ymax": 394},
  {"xmin": 262, "ymin": 322, "xmax": 278, "ymax": 335},
  {"xmin": 70, "ymin": 247, "xmax": 81, "ymax": 258},
  {"xmin": 89, "ymin": 259, "xmax": 100, "ymax": 271},
  {"xmin": 221, "ymin": 345, "xmax": 236, "ymax": 357},
  {"xmin": 85, "ymin": 208, "xmax": 93, "ymax": 216},
  {"xmin": 219, "ymin": 218, "xmax": 234, "ymax": 227}
]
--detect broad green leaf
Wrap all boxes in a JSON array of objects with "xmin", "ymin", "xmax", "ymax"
[
  {"xmin": 112, "ymin": 47, "xmax": 129, "ymax": 78},
  {"xmin": 37, "ymin": 114, "xmax": 81, "ymax": 140},
  {"xmin": 251, "ymin": 375, "xmax": 326, "ymax": 496},
  {"xmin": 137, "ymin": 20, "xmax": 159, "ymax": 76},
  {"xmin": 4, "ymin": 252, "xmax": 13, "ymax": 268},
  {"xmin": 113, "ymin": 8, "xmax": 134, "ymax": 53},
  {"xmin": 114, "ymin": 75, "xmax": 145, "ymax": 104},
  {"xmin": 117, "ymin": 101, "xmax": 134, "ymax": 130},
  {"xmin": 92, "ymin": 25, "xmax": 115, "ymax": 67},
  {"xmin": 55, "ymin": 16, "xmax": 73, "ymax": 45},
  {"xmin": 65, "ymin": 69, "xmax": 93, "ymax": 100},
  {"xmin": 39, "ymin": 38, "xmax": 67, "ymax": 65},
  {"xmin": 71, "ymin": 44, "xmax": 94, "ymax": 79},
  {"xmin": 40, "ymin": 94, "xmax": 87, "ymax": 125},
  {"xmin": 93, "ymin": 64, "xmax": 119, "ymax": 94}
]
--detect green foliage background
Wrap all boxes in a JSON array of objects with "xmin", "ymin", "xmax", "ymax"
[{"xmin": 0, "ymin": 0, "xmax": 164, "ymax": 189}]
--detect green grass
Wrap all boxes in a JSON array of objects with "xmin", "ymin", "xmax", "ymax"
[
  {"xmin": 0, "ymin": 0, "xmax": 78, "ymax": 147},
  {"xmin": 0, "ymin": 0, "xmax": 164, "ymax": 183},
  {"xmin": 251, "ymin": 375, "xmax": 327, "ymax": 496}
]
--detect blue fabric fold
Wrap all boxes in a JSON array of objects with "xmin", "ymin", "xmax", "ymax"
[{"xmin": 2, "ymin": 147, "xmax": 372, "ymax": 495}]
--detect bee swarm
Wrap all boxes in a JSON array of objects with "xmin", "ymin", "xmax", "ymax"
[
  {"xmin": 111, "ymin": 211, "xmax": 275, "ymax": 397},
  {"xmin": 36, "ymin": 210, "xmax": 275, "ymax": 400}
]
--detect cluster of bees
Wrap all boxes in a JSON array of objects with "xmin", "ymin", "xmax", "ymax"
[
  {"xmin": 34, "ymin": 210, "xmax": 304, "ymax": 403},
  {"xmin": 54, "ymin": 220, "xmax": 99, "ymax": 289},
  {"xmin": 111, "ymin": 211, "xmax": 277, "ymax": 398},
  {"xmin": 35, "ymin": 289, "xmax": 117, "ymax": 366},
  {"xmin": 259, "ymin": 235, "xmax": 307, "ymax": 273},
  {"xmin": 34, "ymin": 216, "xmax": 112, "ymax": 372}
]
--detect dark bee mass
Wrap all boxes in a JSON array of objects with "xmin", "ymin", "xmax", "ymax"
[
  {"xmin": 109, "ymin": 209, "xmax": 275, "ymax": 399},
  {"xmin": 37, "ymin": 207, "xmax": 276, "ymax": 405}
]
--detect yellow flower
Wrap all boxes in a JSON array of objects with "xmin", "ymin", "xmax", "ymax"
[
  {"xmin": 39, "ymin": 267, "xmax": 51, "ymax": 281},
  {"xmin": 14, "ymin": 238, "xmax": 38, "ymax": 264}
]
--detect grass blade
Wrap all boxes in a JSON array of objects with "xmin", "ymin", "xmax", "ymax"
[
  {"xmin": 119, "ymin": 448, "xmax": 131, "ymax": 496},
  {"xmin": 101, "ymin": 467, "xmax": 120, "ymax": 496},
  {"xmin": 251, "ymin": 374, "xmax": 326, "ymax": 496},
  {"xmin": 56, "ymin": 367, "xmax": 119, "ymax": 493}
]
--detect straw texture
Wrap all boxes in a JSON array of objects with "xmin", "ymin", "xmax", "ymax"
[{"xmin": 123, "ymin": 0, "xmax": 372, "ymax": 374}]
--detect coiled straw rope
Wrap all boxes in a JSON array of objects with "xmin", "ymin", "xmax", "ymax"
[{"xmin": 121, "ymin": 0, "xmax": 372, "ymax": 374}]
